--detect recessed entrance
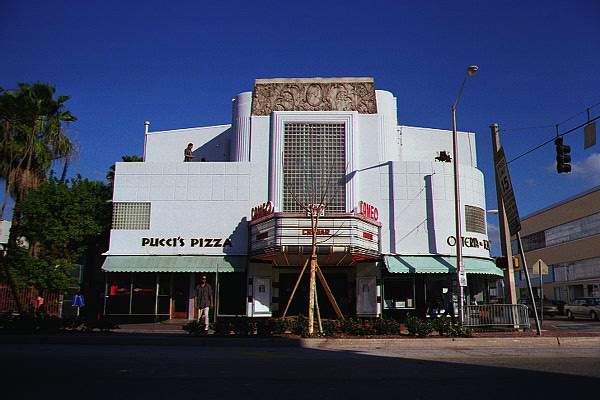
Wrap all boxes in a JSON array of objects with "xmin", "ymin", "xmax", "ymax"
[
  {"xmin": 171, "ymin": 274, "xmax": 189, "ymax": 319},
  {"xmin": 278, "ymin": 269, "xmax": 354, "ymax": 319}
]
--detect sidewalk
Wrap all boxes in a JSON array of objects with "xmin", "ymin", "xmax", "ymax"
[{"xmin": 2, "ymin": 319, "xmax": 600, "ymax": 349}]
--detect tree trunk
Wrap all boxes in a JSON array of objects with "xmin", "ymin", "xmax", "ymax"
[
  {"xmin": 308, "ymin": 255, "xmax": 317, "ymax": 336},
  {"xmin": 2, "ymin": 212, "xmax": 24, "ymax": 314}
]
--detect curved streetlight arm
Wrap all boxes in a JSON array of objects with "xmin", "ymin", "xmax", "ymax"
[{"xmin": 453, "ymin": 75, "xmax": 470, "ymax": 111}]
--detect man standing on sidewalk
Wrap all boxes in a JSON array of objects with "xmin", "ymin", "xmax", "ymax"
[{"xmin": 195, "ymin": 275, "xmax": 213, "ymax": 333}]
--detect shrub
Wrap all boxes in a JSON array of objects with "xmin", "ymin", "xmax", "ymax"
[
  {"xmin": 371, "ymin": 316, "xmax": 403, "ymax": 335},
  {"xmin": 211, "ymin": 320, "xmax": 234, "ymax": 335},
  {"xmin": 81, "ymin": 317, "xmax": 119, "ymax": 332},
  {"xmin": 256, "ymin": 317, "xmax": 290, "ymax": 336},
  {"xmin": 290, "ymin": 314, "xmax": 309, "ymax": 337},
  {"xmin": 449, "ymin": 323, "xmax": 472, "ymax": 337},
  {"xmin": 405, "ymin": 314, "xmax": 434, "ymax": 337},
  {"xmin": 320, "ymin": 319, "xmax": 340, "ymax": 337},
  {"xmin": 432, "ymin": 317, "xmax": 453, "ymax": 336},
  {"xmin": 230, "ymin": 317, "xmax": 256, "ymax": 335},
  {"xmin": 183, "ymin": 320, "xmax": 209, "ymax": 335},
  {"xmin": 0, "ymin": 313, "xmax": 117, "ymax": 333}
]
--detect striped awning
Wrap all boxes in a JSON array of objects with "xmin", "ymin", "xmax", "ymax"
[
  {"xmin": 101, "ymin": 255, "xmax": 247, "ymax": 273},
  {"xmin": 383, "ymin": 255, "xmax": 503, "ymax": 276}
]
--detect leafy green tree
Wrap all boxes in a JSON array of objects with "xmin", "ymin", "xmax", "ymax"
[
  {"xmin": 5, "ymin": 174, "xmax": 111, "ymax": 294},
  {"xmin": 1, "ymin": 83, "xmax": 77, "ymax": 312}
]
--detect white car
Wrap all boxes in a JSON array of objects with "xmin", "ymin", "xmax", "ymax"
[{"xmin": 564, "ymin": 297, "xmax": 600, "ymax": 321}]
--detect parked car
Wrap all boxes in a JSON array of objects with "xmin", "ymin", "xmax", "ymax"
[
  {"xmin": 547, "ymin": 299, "xmax": 567, "ymax": 315},
  {"xmin": 564, "ymin": 297, "xmax": 600, "ymax": 321},
  {"xmin": 517, "ymin": 298, "xmax": 558, "ymax": 318}
]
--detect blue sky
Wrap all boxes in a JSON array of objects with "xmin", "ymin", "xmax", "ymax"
[{"xmin": 2, "ymin": 0, "xmax": 599, "ymax": 255}]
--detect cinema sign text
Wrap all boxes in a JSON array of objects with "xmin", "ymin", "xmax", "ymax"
[{"xmin": 251, "ymin": 201, "xmax": 274, "ymax": 221}]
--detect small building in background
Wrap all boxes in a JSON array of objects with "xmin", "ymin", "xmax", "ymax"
[{"xmin": 513, "ymin": 186, "xmax": 600, "ymax": 302}]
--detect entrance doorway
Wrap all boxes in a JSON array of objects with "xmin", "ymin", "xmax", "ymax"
[
  {"xmin": 171, "ymin": 274, "xmax": 190, "ymax": 319},
  {"xmin": 278, "ymin": 269, "xmax": 352, "ymax": 318}
]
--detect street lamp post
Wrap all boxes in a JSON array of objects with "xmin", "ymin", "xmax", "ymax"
[{"xmin": 452, "ymin": 65, "xmax": 478, "ymax": 325}]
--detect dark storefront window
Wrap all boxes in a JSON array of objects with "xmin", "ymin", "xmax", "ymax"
[
  {"xmin": 131, "ymin": 273, "xmax": 157, "ymax": 314},
  {"xmin": 383, "ymin": 277, "xmax": 415, "ymax": 309},
  {"xmin": 106, "ymin": 273, "xmax": 132, "ymax": 314},
  {"xmin": 157, "ymin": 273, "xmax": 171, "ymax": 315},
  {"xmin": 217, "ymin": 273, "xmax": 247, "ymax": 316}
]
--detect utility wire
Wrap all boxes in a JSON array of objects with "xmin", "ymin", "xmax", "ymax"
[
  {"xmin": 507, "ymin": 115, "xmax": 600, "ymax": 164},
  {"xmin": 557, "ymin": 101, "xmax": 600, "ymax": 126},
  {"xmin": 500, "ymin": 101, "xmax": 600, "ymax": 133}
]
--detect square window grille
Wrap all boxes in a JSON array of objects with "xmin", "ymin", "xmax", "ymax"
[
  {"xmin": 282, "ymin": 123, "xmax": 346, "ymax": 213},
  {"xmin": 112, "ymin": 202, "xmax": 151, "ymax": 230},
  {"xmin": 465, "ymin": 205, "xmax": 486, "ymax": 234}
]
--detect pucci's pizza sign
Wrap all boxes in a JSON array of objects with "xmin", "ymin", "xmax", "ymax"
[{"xmin": 141, "ymin": 237, "xmax": 233, "ymax": 248}]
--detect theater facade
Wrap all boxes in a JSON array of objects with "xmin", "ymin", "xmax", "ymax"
[{"xmin": 101, "ymin": 78, "xmax": 501, "ymax": 322}]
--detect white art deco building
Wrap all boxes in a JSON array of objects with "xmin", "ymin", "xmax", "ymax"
[{"xmin": 101, "ymin": 78, "xmax": 501, "ymax": 322}]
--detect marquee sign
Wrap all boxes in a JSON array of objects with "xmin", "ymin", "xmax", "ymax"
[
  {"xmin": 251, "ymin": 201, "xmax": 274, "ymax": 221},
  {"xmin": 359, "ymin": 201, "xmax": 378, "ymax": 221}
]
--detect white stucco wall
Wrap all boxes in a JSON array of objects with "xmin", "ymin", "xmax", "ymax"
[
  {"xmin": 108, "ymin": 161, "xmax": 254, "ymax": 255},
  {"xmin": 107, "ymin": 86, "xmax": 490, "ymax": 261},
  {"xmin": 144, "ymin": 125, "xmax": 232, "ymax": 163}
]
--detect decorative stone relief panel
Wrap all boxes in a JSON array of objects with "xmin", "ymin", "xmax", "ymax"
[{"xmin": 251, "ymin": 78, "xmax": 378, "ymax": 115}]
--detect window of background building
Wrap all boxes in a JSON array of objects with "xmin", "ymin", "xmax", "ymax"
[
  {"xmin": 516, "ymin": 212, "xmax": 600, "ymax": 253},
  {"xmin": 545, "ymin": 212, "xmax": 600, "ymax": 246},
  {"xmin": 112, "ymin": 202, "xmax": 151, "ymax": 230},
  {"xmin": 282, "ymin": 123, "xmax": 346, "ymax": 213}
]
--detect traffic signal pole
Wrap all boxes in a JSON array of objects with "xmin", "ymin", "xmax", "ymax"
[
  {"xmin": 490, "ymin": 124, "xmax": 517, "ymax": 305},
  {"xmin": 491, "ymin": 124, "xmax": 541, "ymax": 335}
]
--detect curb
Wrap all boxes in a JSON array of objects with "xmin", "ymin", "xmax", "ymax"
[
  {"xmin": 2, "ymin": 333, "xmax": 600, "ymax": 348},
  {"xmin": 298, "ymin": 336, "xmax": 600, "ymax": 349}
]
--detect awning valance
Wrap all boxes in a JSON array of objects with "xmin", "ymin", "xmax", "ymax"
[
  {"xmin": 101, "ymin": 255, "xmax": 247, "ymax": 273},
  {"xmin": 383, "ymin": 255, "xmax": 503, "ymax": 276}
]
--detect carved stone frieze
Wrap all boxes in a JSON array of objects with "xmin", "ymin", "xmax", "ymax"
[{"xmin": 251, "ymin": 78, "xmax": 378, "ymax": 115}]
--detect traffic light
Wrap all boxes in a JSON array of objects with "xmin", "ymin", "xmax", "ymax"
[
  {"xmin": 495, "ymin": 256, "xmax": 508, "ymax": 270},
  {"xmin": 555, "ymin": 137, "xmax": 571, "ymax": 173}
]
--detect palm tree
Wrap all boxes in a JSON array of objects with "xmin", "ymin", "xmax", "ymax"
[
  {"xmin": 1, "ymin": 83, "xmax": 76, "ymax": 217},
  {"xmin": 106, "ymin": 155, "xmax": 143, "ymax": 190},
  {"xmin": 0, "ymin": 82, "xmax": 77, "ymax": 313}
]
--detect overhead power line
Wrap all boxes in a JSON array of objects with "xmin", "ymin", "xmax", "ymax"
[{"xmin": 507, "ymin": 115, "xmax": 600, "ymax": 164}]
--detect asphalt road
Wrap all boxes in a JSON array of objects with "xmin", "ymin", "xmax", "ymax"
[
  {"xmin": 541, "ymin": 314, "xmax": 600, "ymax": 332},
  {"xmin": 2, "ymin": 343, "xmax": 599, "ymax": 399}
]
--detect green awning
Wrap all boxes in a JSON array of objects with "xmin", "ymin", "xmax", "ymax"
[
  {"xmin": 383, "ymin": 255, "xmax": 503, "ymax": 276},
  {"xmin": 101, "ymin": 255, "xmax": 247, "ymax": 273}
]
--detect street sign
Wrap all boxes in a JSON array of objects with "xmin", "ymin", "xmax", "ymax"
[
  {"xmin": 494, "ymin": 147, "xmax": 521, "ymax": 236},
  {"xmin": 458, "ymin": 270, "xmax": 467, "ymax": 287},
  {"xmin": 584, "ymin": 121, "xmax": 596, "ymax": 150},
  {"xmin": 532, "ymin": 259, "xmax": 549, "ymax": 275}
]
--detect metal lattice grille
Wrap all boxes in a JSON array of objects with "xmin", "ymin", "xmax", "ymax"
[
  {"xmin": 465, "ymin": 205, "xmax": 486, "ymax": 234},
  {"xmin": 112, "ymin": 202, "xmax": 151, "ymax": 230},
  {"xmin": 283, "ymin": 123, "xmax": 346, "ymax": 213}
]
